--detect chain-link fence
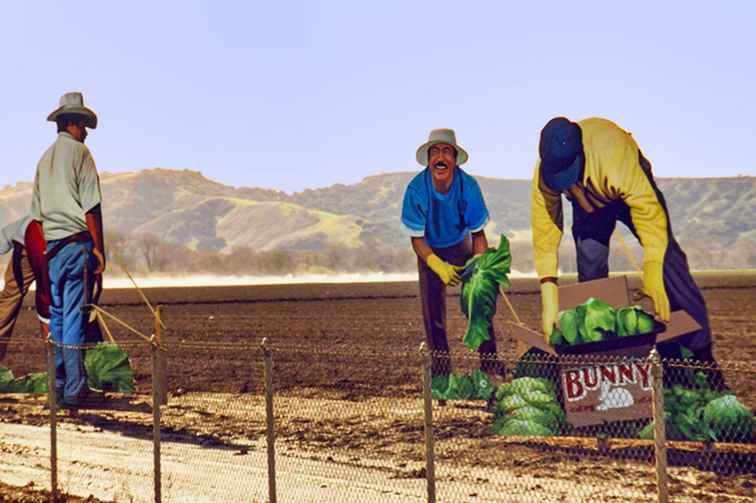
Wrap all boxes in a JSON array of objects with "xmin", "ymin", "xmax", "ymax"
[
  {"xmin": 269, "ymin": 343, "xmax": 427, "ymax": 502},
  {"xmin": 152, "ymin": 340, "xmax": 268, "ymax": 502},
  {"xmin": 2, "ymin": 335, "xmax": 755, "ymax": 502}
]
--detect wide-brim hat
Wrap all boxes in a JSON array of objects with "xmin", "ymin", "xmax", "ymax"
[
  {"xmin": 416, "ymin": 128, "xmax": 469, "ymax": 166},
  {"xmin": 47, "ymin": 92, "xmax": 98, "ymax": 129},
  {"xmin": 539, "ymin": 117, "xmax": 583, "ymax": 191}
]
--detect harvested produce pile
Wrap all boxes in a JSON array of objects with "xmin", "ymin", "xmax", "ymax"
[
  {"xmin": 430, "ymin": 369, "xmax": 495, "ymax": 401},
  {"xmin": 639, "ymin": 373, "xmax": 754, "ymax": 443},
  {"xmin": 0, "ymin": 344, "xmax": 135, "ymax": 394},
  {"xmin": 460, "ymin": 235, "xmax": 511, "ymax": 350},
  {"xmin": 549, "ymin": 297, "xmax": 657, "ymax": 346},
  {"xmin": 0, "ymin": 366, "xmax": 46, "ymax": 393},
  {"xmin": 491, "ymin": 377, "xmax": 565, "ymax": 437}
]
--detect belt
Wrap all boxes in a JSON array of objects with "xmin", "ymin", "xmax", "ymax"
[{"xmin": 46, "ymin": 231, "xmax": 92, "ymax": 262}]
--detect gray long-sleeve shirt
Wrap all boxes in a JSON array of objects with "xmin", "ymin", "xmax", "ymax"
[{"xmin": 0, "ymin": 215, "xmax": 32, "ymax": 255}]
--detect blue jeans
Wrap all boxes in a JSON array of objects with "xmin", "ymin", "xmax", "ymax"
[{"xmin": 47, "ymin": 239, "xmax": 96, "ymax": 403}]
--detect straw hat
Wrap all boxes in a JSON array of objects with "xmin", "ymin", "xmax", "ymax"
[
  {"xmin": 47, "ymin": 92, "xmax": 98, "ymax": 129},
  {"xmin": 416, "ymin": 128, "xmax": 469, "ymax": 166}
]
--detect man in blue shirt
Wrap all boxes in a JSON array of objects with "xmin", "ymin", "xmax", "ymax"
[{"xmin": 402, "ymin": 129, "xmax": 503, "ymax": 384}]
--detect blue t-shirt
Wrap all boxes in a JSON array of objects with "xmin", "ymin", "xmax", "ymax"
[{"xmin": 401, "ymin": 168, "xmax": 490, "ymax": 248}]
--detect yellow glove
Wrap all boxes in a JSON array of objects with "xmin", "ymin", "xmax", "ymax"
[
  {"xmin": 642, "ymin": 261, "xmax": 670, "ymax": 321},
  {"xmin": 540, "ymin": 281, "xmax": 559, "ymax": 339},
  {"xmin": 426, "ymin": 254, "xmax": 462, "ymax": 286}
]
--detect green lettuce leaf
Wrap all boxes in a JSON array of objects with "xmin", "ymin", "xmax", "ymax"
[
  {"xmin": 444, "ymin": 374, "xmax": 476, "ymax": 400},
  {"xmin": 496, "ymin": 394, "xmax": 529, "ymax": 415},
  {"xmin": 559, "ymin": 310, "xmax": 581, "ymax": 345},
  {"xmin": 548, "ymin": 327, "xmax": 565, "ymax": 346},
  {"xmin": 616, "ymin": 307, "xmax": 639, "ymax": 336},
  {"xmin": 2, "ymin": 373, "xmax": 48, "ymax": 394},
  {"xmin": 460, "ymin": 235, "xmax": 512, "ymax": 350},
  {"xmin": 703, "ymin": 395, "xmax": 754, "ymax": 441},
  {"xmin": 431, "ymin": 374, "xmax": 450, "ymax": 400},
  {"xmin": 471, "ymin": 369, "xmax": 495, "ymax": 400},
  {"xmin": 85, "ymin": 344, "xmax": 135, "ymax": 393},
  {"xmin": 508, "ymin": 405, "xmax": 561, "ymax": 431},
  {"xmin": 496, "ymin": 377, "xmax": 556, "ymax": 400},
  {"xmin": 493, "ymin": 418, "xmax": 555, "ymax": 437},
  {"xmin": 636, "ymin": 311, "xmax": 656, "ymax": 334},
  {"xmin": 0, "ymin": 367, "xmax": 13, "ymax": 386},
  {"xmin": 581, "ymin": 298, "xmax": 616, "ymax": 343}
]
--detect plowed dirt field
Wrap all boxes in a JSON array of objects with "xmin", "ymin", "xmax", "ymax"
[{"xmin": 1, "ymin": 274, "xmax": 754, "ymax": 502}]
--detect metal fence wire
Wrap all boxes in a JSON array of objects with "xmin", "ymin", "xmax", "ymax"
[
  {"xmin": 268, "ymin": 343, "xmax": 427, "ymax": 503},
  {"xmin": 1, "ymin": 337, "xmax": 755, "ymax": 502},
  {"xmin": 155, "ymin": 340, "xmax": 269, "ymax": 503}
]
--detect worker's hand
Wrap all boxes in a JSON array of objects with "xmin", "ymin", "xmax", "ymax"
[
  {"xmin": 39, "ymin": 321, "xmax": 50, "ymax": 340},
  {"xmin": 642, "ymin": 261, "xmax": 670, "ymax": 322},
  {"xmin": 540, "ymin": 281, "xmax": 560, "ymax": 338},
  {"xmin": 92, "ymin": 248, "xmax": 106, "ymax": 275},
  {"xmin": 426, "ymin": 254, "xmax": 463, "ymax": 286}
]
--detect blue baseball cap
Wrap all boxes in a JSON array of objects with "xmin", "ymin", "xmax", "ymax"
[{"xmin": 539, "ymin": 117, "xmax": 584, "ymax": 192}]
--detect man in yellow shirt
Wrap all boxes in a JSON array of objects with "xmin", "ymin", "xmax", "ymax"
[{"xmin": 531, "ymin": 117, "xmax": 716, "ymax": 365}]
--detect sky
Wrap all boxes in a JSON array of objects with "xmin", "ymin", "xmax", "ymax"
[{"xmin": 1, "ymin": 1, "xmax": 754, "ymax": 193}]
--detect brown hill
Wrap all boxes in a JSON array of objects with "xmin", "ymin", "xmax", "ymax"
[{"xmin": 1, "ymin": 169, "xmax": 753, "ymax": 268}]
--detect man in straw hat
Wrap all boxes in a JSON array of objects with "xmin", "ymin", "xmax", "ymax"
[
  {"xmin": 30, "ymin": 92, "xmax": 106, "ymax": 407},
  {"xmin": 531, "ymin": 117, "xmax": 719, "ymax": 373},
  {"xmin": 0, "ymin": 215, "xmax": 51, "ymax": 360},
  {"xmin": 402, "ymin": 129, "xmax": 504, "ymax": 393}
]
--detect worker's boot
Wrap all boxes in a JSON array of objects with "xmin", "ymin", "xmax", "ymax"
[
  {"xmin": 61, "ymin": 387, "xmax": 107, "ymax": 409},
  {"xmin": 43, "ymin": 387, "xmax": 64, "ymax": 410}
]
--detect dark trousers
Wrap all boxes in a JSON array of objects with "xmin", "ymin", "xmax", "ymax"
[
  {"xmin": 0, "ymin": 247, "xmax": 35, "ymax": 360},
  {"xmin": 417, "ymin": 235, "xmax": 500, "ymax": 377},
  {"xmin": 571, "ymin": 154, "xmax": 712, "ymax": 356}
]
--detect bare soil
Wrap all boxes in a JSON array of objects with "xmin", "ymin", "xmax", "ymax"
[{"xmin": 0, "ymin": 274, "xmax": 754, "ymax": 501}]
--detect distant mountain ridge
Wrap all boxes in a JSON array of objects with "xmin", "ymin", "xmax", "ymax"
[{"xmin": 1, "ymin": 169, "xmax": 754, "ymax": 268}]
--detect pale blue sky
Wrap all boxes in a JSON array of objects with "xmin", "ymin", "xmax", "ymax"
[{"xmin": 2, "ymin": 1, "xmax": 754, "ymax": 193}]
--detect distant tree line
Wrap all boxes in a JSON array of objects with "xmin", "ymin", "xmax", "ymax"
[
  {"xmin": 104, "ymin": 231, "xmax": 418, "ymax": 276},
  {"xmin": 103, "ymin": 231, "xmax": 754, "ymax": 277}
]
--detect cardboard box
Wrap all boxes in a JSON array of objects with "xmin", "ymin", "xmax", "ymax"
[{"xmin": 507, "ymin": 276, "xmax": 701, "ymax": 427}]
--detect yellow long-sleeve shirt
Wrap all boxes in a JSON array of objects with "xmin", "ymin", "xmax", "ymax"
[{"xmin": 531, "ymin": 117, "xmax": 669, "ymax": 279}]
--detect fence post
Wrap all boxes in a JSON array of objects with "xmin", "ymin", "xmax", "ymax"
[
  {"xmin": 420, "ymin": 343, "xmax": 437, "ymax": 503},
  {"xmin": 46, "ymin": 341, "xmax": 58, "ymax": 503},
  {"xmin": 151, "ymin": 337, "xmax": 162, "ymax": 503},
  {"xmin": 154, "ymin": 306, "xmax": 168, "ymax": 406},
  {"xmin": 650, "ymin": 348, "xmax": 669, "ymax": 503},
  {"xmin": 261, "ymin": 337, "xmax": 277, "ymax": 503}
]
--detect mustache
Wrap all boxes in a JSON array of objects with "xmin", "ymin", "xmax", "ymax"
[{"xmin": 432, "ymin": 161, "xmax": 449, "ymax": 169}]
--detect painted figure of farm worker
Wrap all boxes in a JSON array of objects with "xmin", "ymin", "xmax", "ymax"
[
  {"xmin": 0, "ymin": 215, "xmax": 51, "ymax": 359},
  {"xmin": 30, "ymin": 92, "xmax": 106, "ymax": 407},
  {"xmin": 402, "ymin": 128, "xmax": 504, "ymax": 383},
  {"xmin": 531, "ymin": 117, "xmax": 716, "ymax": 365}
]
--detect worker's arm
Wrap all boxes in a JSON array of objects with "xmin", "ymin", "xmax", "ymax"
[
  {"xmin": 411, "ymin": 236, "xmax": 433, "ymax": 262},
  {"xmin": 78, "ymin": 147, "xmax": 105, "ymax": 275},
  {"xmin": 531, "ymin": 162, "xmax": 564, "ymax": 280},
  {"xmin": 462, "ymin": 177, "xmax": 490, "ymax": 259},
  {"xmin": 471, "ymin": 230, "xmax": 489, "ymax": 256},
  {"xmin": 85, "ymin": 204, "xmax": 106, "ymax": 275},
  {"xmin": 24, "ymin": 220, "xmax": 51, "ymax": 326},
  {"xmin": 531, "ymin": 161, "xmax": 564, "ymax": 337},
  {"xmin": 609, "ymin": 157, "xmax": 670, "ymax": 320}
]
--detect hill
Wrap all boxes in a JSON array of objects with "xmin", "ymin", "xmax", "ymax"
[{"xmin": 1, "ymin": 169, "xmax": 753, "ymax": 269}]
